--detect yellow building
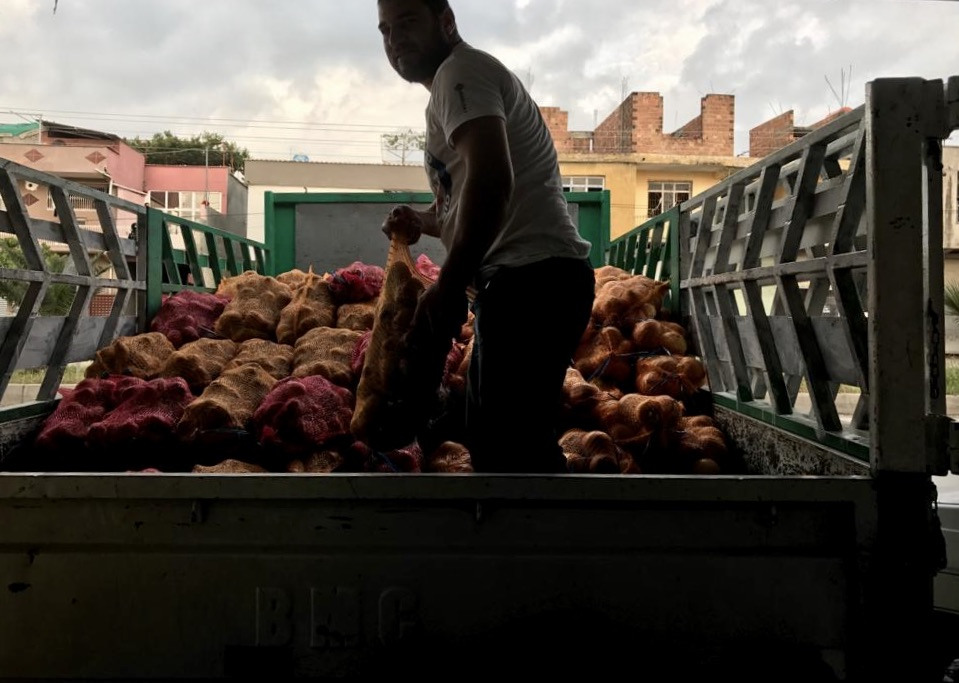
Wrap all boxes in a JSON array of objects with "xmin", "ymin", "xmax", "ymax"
[
  {"xmin": 541, "ymin": 92, "xmax": 751, "ymax": 239},
  {"xmin": 557, "ymin": 153, "xmax": 752, "ymax": 239}
]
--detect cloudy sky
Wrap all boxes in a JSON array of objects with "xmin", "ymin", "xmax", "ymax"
[{"xmin": 0, "ymin": 0, "xmax": 956, "ymax": 163}]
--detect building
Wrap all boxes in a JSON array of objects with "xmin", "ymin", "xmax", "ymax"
[
  {"xmin": 943, "ymin": 145, "xmax": 959, "ymax": 283},
  {"xmin": 541, "ymin": 93, "xmax": 751, "ymax": 238},
  {"xmin": 243, "ymin": 160, "xmax": 429, "ymax": 243},
  {"xmin": 748, "ymin": 108, "xmax": 853, "ymax": 159},
  {"xmin": 0, "ymin": 120, "xmax": 248, "ymax": 239}
]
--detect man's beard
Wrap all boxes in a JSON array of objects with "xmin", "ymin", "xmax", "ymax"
[{"xmin": 394, "ymin": 44, "xmax": 450, "ymax": 84}]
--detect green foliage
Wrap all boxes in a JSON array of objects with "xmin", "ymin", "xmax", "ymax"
[
  {"xmin": 0, "ymin": 238, "xmax": 76, "ymax": 315},
  {"xmin": 125, "ymin": 131, "xmax": 249, "ymax": 173},
  {"xmin": 382, "ymin": 128, "xmax": 426, "ymax": 164},
  {"xmin": 946, "ymin": 281, "xmax": 959, "ymax": 319}
]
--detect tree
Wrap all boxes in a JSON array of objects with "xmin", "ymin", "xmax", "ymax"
[
  {"xmin": 381, "ymin": 128, "xmax": 426, "ymax": 164},
  {"xmin": 125, "ymin": 131, "xmax": 249, "ymax": 173},
  {"xmin": 0, "ymin": 238, "xmax": 76, "ymax": 315}
]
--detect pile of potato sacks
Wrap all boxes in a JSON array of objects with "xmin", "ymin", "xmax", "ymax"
[{"xmin": 28, "ymin": 258, "xmax": 733, "ymax": 475}]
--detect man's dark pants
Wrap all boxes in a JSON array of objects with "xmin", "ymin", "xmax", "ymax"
[{"xmin": 465, "ymin": 256, "xmax": 595, "ymax": 473}]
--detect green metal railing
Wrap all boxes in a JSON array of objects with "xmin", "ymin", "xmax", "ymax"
[
  {"xmin": 265, "ymin": 190, "xmax": 611, "ymax": 273},
  {"xmin": 605, "ymin": 206, "xmax": 681, "ymax": 315},
  {"xmin": 145, "ymin": 208, "xmax": 271, "ymax": 323}
]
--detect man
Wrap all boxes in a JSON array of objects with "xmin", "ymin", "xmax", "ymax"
[{"xmin": 377, "ymin": 0, "xmax": 595, "ymax": 473}]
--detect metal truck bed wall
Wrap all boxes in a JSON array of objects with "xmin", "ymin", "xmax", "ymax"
[{"xmin": 0, "ymin": 76, "xmax": 955, "ymax": 680}]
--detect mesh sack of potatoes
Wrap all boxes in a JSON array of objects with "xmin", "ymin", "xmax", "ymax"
[
  {"xmin": 634, "ymin": 355, "xmax": 707, "ymax": 398},
  {"xmin": 292, "ymin": 327, "xmax": 365, "ymax": 387},
  {"xmin": 561, "ymin": 367, "xmax": 621, "ymax": 431},
  {"xmin": 177, "ymin": 364, "xmax": 278, "ymax": 440},
  {"xmin": 214, "ymin": 273, "xmax": 293, "ymax": 343},
  {"xmin": 424, "ymin": 441, "xmax": 473, "ymax": 473},
  {"xmin": 86, "ymin": 332, "xmax": 176, "ymax": 380},
  {"xmin": 336, "ymin": 301, "xmax": 377, "ymax": 332},
  {"xmin": 351, "ymin": 257, "xmax": 458, "ymax": 452},
  {"xmin": 559, "ymin": 429, "xmax": 638, "ymax": 474},
  {"xmin": 252, "ymin": 375, "xmax": 355, "ymax": 464},
  {"xmin": 573, "ymin": 325, "xmax": 635, "ymax": 390},
  {"xmin": 593, "ymin": 264, "xmax": 632, "ymax": 290},
  {"xmin": 592, "ymin": 275, "xmax": 670, "ymax": 330},
  {"xmin": 193, "ymin": 459, "xmax": 268, "ymax": 474},
  {"xmin": 286, "ymin": 450, "xmax": 346, "ymax": 474},
  {"xmin": 630, "ymin": 319, "xmax": 687, "ymax": 355},
  {"xmin": 34, "ymin": 376, "xmax": 145, "ymax": 452},
  {"xmin": 673, "ymin": 415, "xmax": 729, "ymax": 474},
  {"xmin": 87, "ymin": 377, "xmax": 195, "ymax": 448},
  {"xmin": 275, "ymin": 268, "xmax": 315, "ymax": 292},
  {"xmin": 348, "ymin": 440, "xmax": 424, "ymax": 473},
  {"xmin": 158, "ymin": 338, "xmax": 238, "ymax": 392},
  {"xmin": 214, "ymin": 270, "xmax": 261, "ymax": 299},
  {"xmin": 610, "ymin": 393, "xmax": 685, "ymax": 453},
  {"xmin": 149, "ymin": 290, "xmax": 230, "ymax": 349},
  {"xmin": 221, "ymin": 339, "xmax": 294, "ymax": 381},
  {"xmin": 276, "ymin": 270, "xmax": 337, "ymax": 345},
  {"xmin": 327, "ymin": 261, "xmax": 386, "ymax": 304}
]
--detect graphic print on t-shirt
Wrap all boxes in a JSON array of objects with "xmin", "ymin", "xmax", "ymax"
[{"xmin": 425, "ymin": 150, "xmax": 453, "ymax": 220}]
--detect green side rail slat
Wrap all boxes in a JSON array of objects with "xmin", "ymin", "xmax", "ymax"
[
  {"xmin": 606, "ymin": 205, "xmax": 680, "ymax": 313},
  {"xmin": 145, "ymin": 207, "xmax": 270, "ymax": 322}
]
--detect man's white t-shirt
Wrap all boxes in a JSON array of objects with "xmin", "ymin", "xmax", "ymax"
[{"xmin": 424, "ymin": 42, "xmax": 592, "ymax": 282}]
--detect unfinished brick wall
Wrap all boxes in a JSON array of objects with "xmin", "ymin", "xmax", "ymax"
[
  {"xmin": 544, "ymin": 92, "xmax": 735, "ymax": 157},
  {"xmin": 749, "ymin": 111, "xmax": 796, "ymax": 158},
  {"xmin": 540, "ymin": 107, "xmax": 573, "ymax": 153}
]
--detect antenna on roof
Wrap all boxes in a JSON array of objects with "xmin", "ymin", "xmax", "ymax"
[{"xmin": 53, "ymin": 0, "xmax": 58, "ymax": 14}]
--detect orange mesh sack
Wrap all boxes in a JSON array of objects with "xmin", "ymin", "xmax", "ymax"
[
  {"xmin": 592, "ymin": 275, "xmax": 670, "ymax": 330},
  {"xmin": 593, "ymin": 265, "xmax": 631, "ymax": 290},
  {"xmin": 336, "ymin": 301, "xmax": 377, "ymax": 332},
  {"xmin": 214, "ymin": 273, "xmax": 293, "ymax": 343},
  {"xmin": 559, "ymin": 429, "xmax": 626, "ymax": 474},
  {"xmin": 673, "ymin": 415, "xmax": 729, "ymax": 473},
  {"xmin": 252, "ymin": 375, "xmax": 355, "ymax": 463},
  {"xmin": 86, "ymin": 332, "xmax": 176, "ymax": 380},
  {"xmin": 292, "ymin": 327, "xmax": 364, "ymax": 387},
  {"xmin": 425, "ymin": 441, "xmax": 473, "ymax": 473},
  {"xmin": 573, "ymin": 325, "xmax": 635, "ymax": 388},
  {"xmin": 631, "ymin": 319, "xmax": 688, "ymax": 355},
  {"xmin": 635, "ymin": 356, "xmax": 707, "ymax": 398},
  {"xmin": 276, "ymin": 270, "xmax": 337, "ymax": 345},
  {"xmin": 158, "ymin": 338, "xmax": 238, "ymax": 392},
  {"xmin": 177, "ymin": 364, "xmax": 278, "ymax": 440},
  {"xmin": 221, "ymin": 339, "xmax": 294, "ymax": 381}
]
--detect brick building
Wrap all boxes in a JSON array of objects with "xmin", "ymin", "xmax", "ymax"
[{"xmin": 748, "ymin": 107, "xmax": 853, "ymax": 158}]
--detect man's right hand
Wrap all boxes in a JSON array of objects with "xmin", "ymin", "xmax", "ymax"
[{"xmin": 382, "ymin": 205, "xmax": 423, "ymax": 245}]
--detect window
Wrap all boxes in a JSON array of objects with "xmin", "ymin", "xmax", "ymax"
[
  {"xmin": 149, "ymin": 191, "xmax": 222, "ymax": 222},
  {"xmin": 647, "ymin": 181, "xmax": 691, "ymax": 218},
  {"xmin": 562, "ymin": 176, "xmax": 605, "ymax": 193},
  {"xmin": 46, "ymin": 193, "xmax": 96, "ymax": 212}
]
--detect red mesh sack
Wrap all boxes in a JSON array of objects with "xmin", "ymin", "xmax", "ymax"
[
  {"xmin": 348, "ymin": 441, "xmax": 423, "ymax": 473},
  {"xmin": 87, "ymin": 377, "xmax": 195, "ymax": 446},
  {"xmin": 415, "ymin": 253, "xmax": 442, "ymax": 281},
  {"xmin": 86, "ymin": 333, "xmax": 176, "ymax": 380},
  {"xmin": 34, "ymin": 376, "xmax": 145, "ymax": 451},
  {"xmin": 351, "ymin": 330, "xmax": 372, "ymax": 378},
  {"xmin": 327, "ymin": 261, "xmax": 386, "ymax": 304},
  {"xmin": 253, "ymin": 375, "xmax": 355, "ymax": 460},
  {"xmin": 150, "ymin": 290, "xmax": 230, "ymax": 348}
]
